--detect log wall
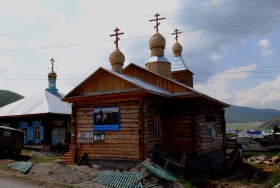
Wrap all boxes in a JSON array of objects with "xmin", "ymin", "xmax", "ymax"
[
  {"xmin": 144, "ymin": 98, "xmax": 169, "ymax": 158},
  {"xmin": 194, "ymin": 101, "xmax": 226, "ymax": 156},
  {"xmin": 73, "ymin": 100, "xmax": 142, "ymax": 160}
]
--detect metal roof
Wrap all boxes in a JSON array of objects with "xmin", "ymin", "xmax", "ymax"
[
  {"xmin": 171, "ymin": 56, "xmax": 189, "ymax": 71},
  {"xmin": 94, "ymin": 171, "xmax": 143, "ymax": 188},
  {"xmin": 0, "ymin": 90, "xmax": 71, "ymax": 117},
  {"xmin": 107, "ymin": 68, "xmax": 172, "ymax": 96},
  {"xmin": 147, "ymin": 56, "xmax": 169, "ymax": 63}
]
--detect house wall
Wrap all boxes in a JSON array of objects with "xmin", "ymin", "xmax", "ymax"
[
  {"xmin": 195, "ymin": 109, "xmax": 225, "ymax": 155},
  {"xmin": 73, "ymin": 99, "xmax": 143, "ymax": 161},
  {"xmin": 144, "ymin": 97, "xmax": 169, "ymax": 158},
  {"xmin": 0, "ymin": 114, "xmax": 70, "ymax": 146},
  {"xmin": 143, "ymin": 97, "xmax": 226, "ymax": 165}
]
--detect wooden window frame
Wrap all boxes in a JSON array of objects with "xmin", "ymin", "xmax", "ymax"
[
  {"xmin": 34, "ymin": 126, "xmax": 40, "ymax": 140},
  {"xmin": 206, "ymin": 115, "xmax": 217, "ymax": 139}
]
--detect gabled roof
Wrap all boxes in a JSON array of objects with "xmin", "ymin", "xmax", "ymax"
[
  {"xmin": 63, "ymin": 63, "xmax": 228, "ymax": 107},
  {"xmin": 0, "ymin": 90, "xmax": 71, "ymax": 118},
  {"xmin": 64, "ymin": 67, "xmax": 172, "ymax": 99}
]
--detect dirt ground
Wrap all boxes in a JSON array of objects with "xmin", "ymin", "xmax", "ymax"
[{"xmin": 0, "ymin": 153, "xmax": 274, "ymax": 188}]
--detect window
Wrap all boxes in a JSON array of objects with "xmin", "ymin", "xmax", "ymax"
[
  {"xmin": 3, "ymin": 131, "xmax": 11, "ymax": 137},
  {"xmin": 34, "ymin": 126, "xmax": 40, "ymax": 140},
  {"xmin": 22, "ymin": 128, "xmax": 27, "ymax": 139},
  {"xmin": 206, "ymin": 116, "xmax": 216, "ymax": 138},
  {"xmin": 154, "ymin": 116, "xmax": 161, "ymax": 140},
  {"xmin": 1, "ymin": 123, "xmax": 9, "ymax": 127}
]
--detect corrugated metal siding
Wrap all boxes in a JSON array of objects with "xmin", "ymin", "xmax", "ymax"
[
  {"xmin": 8, "ymin": 161, "xmax": 33, "ymax": 173},
  {"xmin": 94, "ymin": 171, "xmax": 143, "ymax": 188}
]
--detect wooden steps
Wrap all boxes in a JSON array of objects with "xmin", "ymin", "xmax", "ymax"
[{"xmin": 60, "ymin": 144, "xmax": 75, "ymax": 165}]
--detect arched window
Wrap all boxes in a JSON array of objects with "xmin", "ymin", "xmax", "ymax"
[{"xmin": 154, "ymin": 116, "xmax": 161, "ymax": 140}]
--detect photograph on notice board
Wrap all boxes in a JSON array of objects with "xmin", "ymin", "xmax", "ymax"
[{"xmin": 93, "ymin": 107, "xmax": 120, "ymax": 131}]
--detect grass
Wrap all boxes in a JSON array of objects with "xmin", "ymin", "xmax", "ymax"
[
  {"xmin": 243, "ymin": 151, "xmax": 280, "ymax": 158},
  {"xmin": 267, "ymin": 169, "xmax": 280, "ymax": 188},
  {"xmin": 226, "ymin": 121, "xmax": 264, "ymax": 131}
]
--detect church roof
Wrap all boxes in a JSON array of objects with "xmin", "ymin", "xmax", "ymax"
[
  {"xmin": 63, "ymin": 64, "xmax": 228, "ymax": 108},
  {"xmin": 0, "ymin": 90, "xmax": 71, "ymax": 118}
]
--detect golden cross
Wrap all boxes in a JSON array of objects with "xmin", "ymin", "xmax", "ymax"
[
  {"xmin": 149, "ymin": 13, "xmax": 166, "ymax": 32},
  {"xmin": 50, "ymin": 58, "xmax": 55, "ymax": 71},
  {"xmin": 110, "ymin": 27, "xmax": 124, "ymax": 49},
  {"xmin": 172, "ymin": 29, "xmax": 182, "ymax": 42}
]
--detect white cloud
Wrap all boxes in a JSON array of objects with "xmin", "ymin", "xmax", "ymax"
[
  {"xmin": 258, "ymin": 39, "xmax": 275, "ymax": 57},
  {"xmin": 235, "ymin": 76, "xmax": 280, "ymax": 110},
  {"xmin": 210, "ymin": 53, "xmax": 223, "ymax": 62},
  {"xmin": 194, "ymin": 65, "xmax": 257, "ymax": 101}
]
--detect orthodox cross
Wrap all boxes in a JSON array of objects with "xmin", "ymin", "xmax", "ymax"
[
  {"xmin": 110, "ymin": 27, "xmax": 124, "ymax": 49},
  {"xmin": 172, "ymin": 29, "xmax": 182, "ymax": 42},
  {"xmin": 50, "ymin": 58, "xmax": 55, "ymax": 71},
  {"xmin": 149, "ymin": 13, "xmax": 166, "ymax": 32}
]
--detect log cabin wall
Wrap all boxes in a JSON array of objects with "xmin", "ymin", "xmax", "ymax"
[
  {"xmin": 144, "ymin": 97, "xmax": 169, "ymax": 158},
  {"xmin": 167, "ymin": 101, "xmax": 195, "ymax": 157},
  {"xmin": 163, "ymin": 99, "xmax": 198, "ymax": 160},
  {"xmin": 194, "ymin": 100, "xmax": 226, "ymax": 158},
  {"xmin": 73, "ymin": 99, "xmax": 142, "ymax": 161}
]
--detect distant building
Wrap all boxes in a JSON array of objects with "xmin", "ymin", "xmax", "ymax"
[
  {"xmin": 62, "ymin": 14, "xmax": 229, "ymax": 169},
  {"xmin": 247, "ymin": 130, "xmax": 264, "ymax": 139},
  {"xmin": 0, "ymin": 60, "xmax": 71, "ymax": 147}
]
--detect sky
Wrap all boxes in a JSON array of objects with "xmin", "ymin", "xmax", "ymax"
[{"xmin": 0, "ymin": 0, "xmax": 280, "ymax": 110}]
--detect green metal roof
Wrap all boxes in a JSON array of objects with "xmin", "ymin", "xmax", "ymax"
[
  {"xmin": 8, "ymin": 161, "xmax": 33, "ymax": 173},
  {"xmin": 94, "ymin": 171, "xmax": 143, "ymax": 188},
  {"xmin": 140, "ymin": 162, "xmax": 179, "ymax": 182}
]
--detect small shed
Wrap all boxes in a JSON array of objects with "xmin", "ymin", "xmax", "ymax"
[
  {"xmin": 0, "ymin": 60, "xmax": 71, "ymax": 147},
  {"xmin": 63, "ymin": 16, "xmax": 229, "ymax": 170}
]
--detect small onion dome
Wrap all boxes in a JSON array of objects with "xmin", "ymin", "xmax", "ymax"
[
  {"xmin": 149, "ymin": 33, "xmax": 166, "ymax": 49},
  {"xmin": 172, "ymin": 42, "xmax": 183, "ymax": 57},
  {"xmin": 149, "ymin": 33, "xmax": 166, "ymax": 57},
  {"xmin": 48, "ymin": 71, "xmax": 57, "ymax": 79},
  {"xmin": 109, "ymin": 48, "xmax": 125, "ymax": 65},
  {"xmin": 109, "ymin": 48, "xmax": 125, "ymax": 73}
]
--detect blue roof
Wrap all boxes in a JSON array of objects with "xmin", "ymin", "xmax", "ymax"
[{"xmin": 247, "ymin": 131, "xmax": 262, "ymax": 135}]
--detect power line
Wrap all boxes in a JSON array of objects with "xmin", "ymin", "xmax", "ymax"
[
  {"xmin": 0, "ymin": 0, "xmax": 266, "ymax": 37},
  {"xmin": 0, "ymin": 15, "xmax": 279, "ymax": 53},
  {"xmin": 163, "ymin": 0, "xmax": 264, "ymax": 14}
]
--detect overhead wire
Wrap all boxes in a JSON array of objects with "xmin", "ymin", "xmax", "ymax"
[
  {"xmin": 0, "ymin": 14, "xmax": 279, "ymax": 52},
  {"xmin": 0, "ymin": 0, "xmax": 279, "ymax": 83},
  {"xmin": 0, "ymin": 0, "xmax": 277, "ymax": 52},
  {"xmin": 0, "ymin": 0, "xmax": 265, "ymax": 37}
]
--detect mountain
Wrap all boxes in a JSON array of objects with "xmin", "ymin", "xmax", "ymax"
[
  {"xmin": 259, "ymin": 116, "xmax": 280, "ymax": 130},
  {"xmin": 225, "ymin": 105, "xmax": 280, "ymax": 123},
  {"xmin": 0, "ymin": 90, "xmax": 24, "ymax": 108}
]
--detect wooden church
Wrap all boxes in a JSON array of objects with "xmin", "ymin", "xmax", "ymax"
[{"xmin": 62, "ymin": 14, "xmax": 229, "ymax": 168}]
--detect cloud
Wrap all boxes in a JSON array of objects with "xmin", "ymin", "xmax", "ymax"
[
  {"xmin": 210, "ymin": 53, "xmax": 223, "ymax": 62},
  {"xmin": 174, "ymin": 0, "xmax": 280, "ymax": 81},
  {"xmin": 194, "ymin": 65, "xmax": 257, "ymax": 102},
  {"xmin": 258, "ymin": 39, "xmax": 275, "ymax": 57},
  {"xmin": 235, "ymin": 76, "xmax": 280, "ymax": 110}
]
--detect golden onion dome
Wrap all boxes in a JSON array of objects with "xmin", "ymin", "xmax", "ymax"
[
  {"xmin": 172, "ymin": 42, "xmax": 183, "ymax": 57},
  {"xmin": 48, "ymin": 71, "xmax": 57, "ymax": 79},
  {"xmin": 109, "ymin": 48, "xmax": 125, "ymax": 65},
  {"xmin": 149, "ymin": 33, "xmax": 166, "ymax": 49}
]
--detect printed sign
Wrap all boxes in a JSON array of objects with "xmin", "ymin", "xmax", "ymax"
[{"xmin": 93, "ymin": 107, "xmax": 120, "ymax": 131}]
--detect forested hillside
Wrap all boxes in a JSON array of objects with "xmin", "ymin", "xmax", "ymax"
[
  {"xmin": 0, "ymin": 90, "xmax": 24, "ymax": 107},
  {"xmin": 225, "ymin": 105, "xmax": 280, "ymax": 123},
  {"xmin": 259, "ymin": 116, "xmax": 280, "ymax": 130}
]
